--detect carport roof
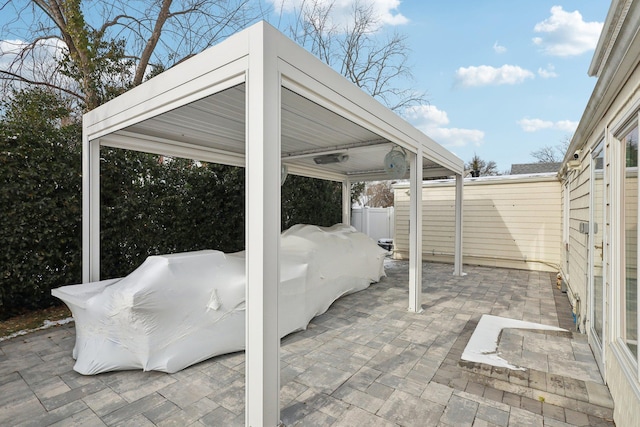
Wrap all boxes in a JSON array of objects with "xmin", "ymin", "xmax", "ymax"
[
  {"xmin": 81, "ymin": 21, "xmax": 464, "ymax": 426},
  {"xmin": 84, "ymin": 22, "xmax": 463, "ymax": 181}
]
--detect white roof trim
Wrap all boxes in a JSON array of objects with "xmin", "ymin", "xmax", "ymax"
[
  {"xmin": 84, "ymin": 21, "xmax": 463, "ymax": 180},
  {"xmin": 567, "ymin": 1, "xmax": 640, "ymax": 163}
]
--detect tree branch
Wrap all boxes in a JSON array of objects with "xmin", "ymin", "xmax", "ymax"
[
  {"xmin": 97, "ymin": 14, "xmax": 138, "ymax": 38},
  {"xmin": 0, "ymin": 70, "xmax": 83, "ymax": 100},
  {"xmin": 133, "ymin": 0, "xmax": 172, "ymax": 86}
]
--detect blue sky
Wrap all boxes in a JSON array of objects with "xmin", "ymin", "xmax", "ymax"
[
  {"xmin": 1, "ymin": 0, "xmax": 609, "ymax": 172},
  {"xmin": 266, "ymin": 0, "xmax": 609, "ymax": 172}
]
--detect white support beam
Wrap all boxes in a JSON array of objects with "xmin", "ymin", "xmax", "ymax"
[
  {"xmin": 90, "ymin": 141, "xmax": 100, "ymax": 282},
  {"xmin": 454, "ymin": 173, "xmax": 464, "ymax": 276},
  {"xmin": 342, "ymin": 178, "xmax": 351, "ymax": 225},
  {"xmin": 408, "ymin": 149, "xmax": 423, "ymax": 313},
  {"xmin": 345, "ymin": 171, "xmax": 403, "ymax": 182},
  {"xmin": 245, "ymin": 23, "xmax": 281, "ymax": 427},
  {"xmin": 285, "ymin": 163, "xmax": 346, "ymax": 182},
  {"xmin": 82, "ymin": 133, "xmax": 101, "ymax": 283},
  {"xmin": 81, "ymin": 132, "xmax": 90, "ymax": 283},
  {"xmin": 102, "ymin": 132, "xmax": 246, "ymax": 168},
  {"xmin": 282, "ymin": 140, "xmax": 390, "ymax": 160}
]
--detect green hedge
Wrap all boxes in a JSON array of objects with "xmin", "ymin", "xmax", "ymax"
[
  {"xmin": 99, "ymin": 150, "xmax": 248, "ymax": 279},
  {"xmin": 99, "ymin": 148, "xmax": 341, "ymax": 279},
  {"xmin": 0, "ymin": 89, "xmax": 82, "ymax": 318},
  {"xmin": 1, "ymin": 88, "xmax": 342, "ymax": 320}
]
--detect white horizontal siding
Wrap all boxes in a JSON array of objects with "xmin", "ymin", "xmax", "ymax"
[
  {"xmin": 394, "ymin": 176, "xmax": 562, "ymax": 272},
  {"xmin": 564, "ymin": 161, "xmax": 591, "ymax": 321}
]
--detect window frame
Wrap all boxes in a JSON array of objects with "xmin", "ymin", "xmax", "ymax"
[{"xmin": 613, "ymin": 115, "xmax": 640, "ymax": 387}]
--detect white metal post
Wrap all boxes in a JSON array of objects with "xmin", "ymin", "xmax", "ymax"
[
  {"xmin": 454, "ymin": 173, "xmax": 464, "ymax": 276},
  {"xmin": 245, "ymin": 23, "xmax": 281, "ymax": 427},
  {"xmin": 342, "ymin": 178, "xmax": 351, "ymax": 225},
  {"xmin": 363, "ymin": 206, "xmax": 370, "ymax": 236},
  {"xmin": 82, "ymin": 129, "xmax": 90, "ymax": 283},
  {"xmin": 82, "ymin": 132, "xmax": 101, "ymax": 283},
  {"xmin": 409, "ymin": 148, "xmax": 423, "ymax": 313}
]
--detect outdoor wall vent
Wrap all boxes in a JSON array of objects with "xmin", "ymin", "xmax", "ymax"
[{"xmin": 313, "ymin": 153, "xmax": 349, "ymax": 164}]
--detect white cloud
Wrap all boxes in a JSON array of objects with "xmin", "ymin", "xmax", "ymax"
[
  {"xmin": 555, "ymin": 120, "xmax": 579, "ymax": 132},
  {"xmin": 518, "ymin": 118, "xmax": 578, "ymax": 133},
  {"xmin": 405, "ymin": 104, "xmax": 449, "ymax": 126},
  {"xmin": 1, "ymin": 39, "xmax": 34, "ymax": 69},
  {"xmin": 0, "ymin": 38, "xmax": 67, "ymax": 80},
  {"xmin": 454, "ymin": 65, "xmax": 535, "ymax": 88},
  {"xmin": 0, "ymin": 38, "xmax": 65, "ymax": 59},
  {"xmin": 537, "ymin": 64, "xmax": 557, "ymax": 78},
  {"xmin": 493, "ymin": 41, "xmax": 506, "ymax": 54},
  {"xmin": 0, "ymin": 39, "xmax": 25, "ymax": 54},
  {"xmin": 427, "ymin": 127, "xmax": 485, "ymax": 148},
  {"xmin": 269, "ymin": 0, "xmax": 408, "ymax": 30},
  {"xmin": 518, "ymin": 118, "xmax": 553, "ymax": 132},
  {"xmin": 405, "ymin": 104, "xmax": 485, "ymax": 147},
  {"xmin": 533, "ymin": 6, "xmax": 603, "ymax": 56}
]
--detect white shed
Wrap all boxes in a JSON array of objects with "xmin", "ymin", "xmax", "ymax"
[{"xmin": 82, "ymin": 21, "xmax": 464, "ymax": 426}]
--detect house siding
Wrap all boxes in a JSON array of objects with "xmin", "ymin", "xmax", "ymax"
[
  {"xmin": 561, "ymin": 88, "xmax": 640, "ymax": 427},
  {"xmin": 606, "ymin": 350, "xmax": 640, "ymax": 426},
  {"xmin": 559, "ymin": 2, "xmax": 640, "ymax": 421},
  {"xmin": 562, "ymin": 114, "xmax": 640, "ymax": 427},
  {"xmin": 562, "ymin": 161, "xmax": 591, "ymax": 326},
  {"xmin": 394, "ymin": 175, "xmax": 561, "ymax": 272}
]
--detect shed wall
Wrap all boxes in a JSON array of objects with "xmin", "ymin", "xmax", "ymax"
[{"xmin": 394, "ymin": 176, "xmax": 561, "ymax": 272}]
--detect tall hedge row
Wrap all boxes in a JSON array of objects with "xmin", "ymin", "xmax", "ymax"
[
  {"xmin": 99, "ymin": 150, "xmax": 341, "ymax": 280},
  {"xmin": 99, "ymin": 150, "xmax": 250, "ymax": 279},
  {"xmin": 0, "ymin": 89, "xmax": 82, "ymax": 318},
  {"xmin": 1, "ymin": 89, "xmax": 342, "ymax": 320}
]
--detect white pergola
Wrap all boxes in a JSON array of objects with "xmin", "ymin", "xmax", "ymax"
[{"xmin": 82, "ymin": 21, "xmax": 464, "ymax": 427}]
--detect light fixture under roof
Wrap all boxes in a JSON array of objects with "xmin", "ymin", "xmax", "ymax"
[{"xmin": 313, "ymin": 153, "xmax": 349, "ymax": 165}]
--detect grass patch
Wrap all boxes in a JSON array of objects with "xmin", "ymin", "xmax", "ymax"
[{"xmin": 0, "ymin": 305, "xmax": 72, "ymax": 338}]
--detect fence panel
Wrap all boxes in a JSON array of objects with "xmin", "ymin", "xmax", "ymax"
[{"xmin": 351, "ymin": 207, "xmax": 395, "ymax": 241}]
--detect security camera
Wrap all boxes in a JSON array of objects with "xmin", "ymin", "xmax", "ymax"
[{"xmin": 573, "ymin": 149, "xmax": 582, "ymax": 160}]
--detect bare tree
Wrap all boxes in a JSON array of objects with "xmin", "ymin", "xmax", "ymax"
[
  {"xmin": 277, "ymin": 0, "xmax": 426, "ymax": 111},
  {"xmin": 364, "ymin": 181, "xmax": 394, "ymax": 207},
  {"xmin": 0, "ymin": 0, "xmax": 263, "ymax": 110},
  {"xmin": 530, "ymin": 135, "xmax": 571, "ymax": 163},
  {"xmin": 530, "ymin": 145, "xmax": 559, "ymax": 163},
  {"xmin": 466, "ymin": 153, "xmax": 499, "ymax": 177}
]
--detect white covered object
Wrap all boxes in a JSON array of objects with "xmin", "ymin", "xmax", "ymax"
[{"xmin": 52, "ymin": 224, "xmax": 386, "ymax": 375}]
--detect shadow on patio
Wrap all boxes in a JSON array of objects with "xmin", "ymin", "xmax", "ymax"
[{"xmin": 0, "ymin": 261, "xmax": 615, "ymax": 426}]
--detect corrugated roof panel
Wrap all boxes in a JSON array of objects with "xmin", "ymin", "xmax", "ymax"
[
  {"xmin": 111, "ymin": 80, "xmax": 456, "ymax": 180},
  {"xmin": 281, "ymin": 88, "xmax": 382, "ymax": 155}
]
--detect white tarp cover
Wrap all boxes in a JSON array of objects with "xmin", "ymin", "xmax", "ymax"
[{"xmin": 52, "ymin": 224, "xmax": 387, "ymax": 375}]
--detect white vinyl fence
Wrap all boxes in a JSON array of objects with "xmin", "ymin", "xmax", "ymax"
[{"xmin": 351, "ymin": 207, "xmax": 395, "ymax": 241}]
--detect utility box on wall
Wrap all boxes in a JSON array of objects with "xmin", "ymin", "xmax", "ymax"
[{"xmin": 579, "ymin": 222, "xmax": 587, "ymax": 234}]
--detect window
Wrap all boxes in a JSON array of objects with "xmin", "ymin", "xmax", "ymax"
[{"xmin": 624, "ymin": 124, "xmax": 639, "ymax": 357}]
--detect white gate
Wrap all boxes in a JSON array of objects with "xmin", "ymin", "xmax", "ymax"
[{"xmin": 351, "ymin": 207, "xmax": 395, "ymax": 241}]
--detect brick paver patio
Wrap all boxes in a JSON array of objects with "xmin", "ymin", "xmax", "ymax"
[{"xmin": 0, "ymin": 260, "xmax": 615, "ymax": 426}]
